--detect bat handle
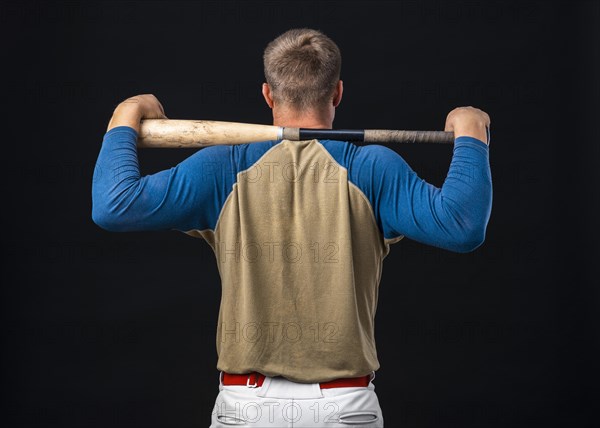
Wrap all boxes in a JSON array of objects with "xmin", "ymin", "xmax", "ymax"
[
  {"xmin": 364, "ymin": 130, "xmax": 455, "ymax": 144},
  {"xmin": 282, "ymin": 128, "xmax": 455, "ymax": 144}
]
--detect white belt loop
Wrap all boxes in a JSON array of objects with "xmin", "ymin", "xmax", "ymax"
[{"xmin": 246, "ymin": 373, "xmax": 258, "ymax": 388}]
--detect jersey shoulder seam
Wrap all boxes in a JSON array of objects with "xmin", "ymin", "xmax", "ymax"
[
  {"xmin": 212, "ymin": 141, "xmax": 282, "ymax": 234},
  {"xmin": 315, "ymin": 140, "xmax": 387, "ymax": 242}
]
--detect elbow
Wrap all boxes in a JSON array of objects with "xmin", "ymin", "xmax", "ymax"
[
  {"xmin": 442, "ymin": 197, "xmax": 492, "ymax": 253},
  {"xmin": 451, "ymin": 225, "xmax": 487, "ymax": 253},
  {"xmin": 92, "ymin": 205, "xmax": 125, "ymax": 232}
]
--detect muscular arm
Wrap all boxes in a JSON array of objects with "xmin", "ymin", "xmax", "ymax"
[
  {"xmin": 92, "ymin": 95, "xmax": 227, "ymax": 232},
  {"xmin": 353, "ymin": 107, "xmax": 492, "ymax": 253},
  {"xmin": 371, "ymin": 138, "xmax": 491, "ymax": 252},
  {"xmin": 92, "ymin": 125, "xmax": 232, "ymax": 232}
]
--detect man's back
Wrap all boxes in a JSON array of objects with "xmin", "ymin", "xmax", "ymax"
[{"xmin": 189, "ymin": 138, "xmax": 390, "ymax": 382}]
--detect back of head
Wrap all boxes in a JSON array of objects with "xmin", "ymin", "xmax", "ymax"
[{"xmin": 263, "ymin": 28, "xmax": 341, "ymax": 112}]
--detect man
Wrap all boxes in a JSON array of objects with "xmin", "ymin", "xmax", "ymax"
[{"xmin": 92, "ymin": 28, "xmax": 492, "ymax": 427}]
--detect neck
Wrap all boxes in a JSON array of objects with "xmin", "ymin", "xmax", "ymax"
[{"xmin": 272, "ymin": 105, "xmax": 334, "ymax": 129}]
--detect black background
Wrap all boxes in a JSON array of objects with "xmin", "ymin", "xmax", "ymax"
[{"xmin": 1, "ymin": 1, "xmax": 598, "ymax": 427}]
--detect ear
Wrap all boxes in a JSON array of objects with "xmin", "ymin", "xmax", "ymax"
[
  {"xmin": 262, "ymin": 83, "xmax": 274, "ymax": 109},
  {"xmin": 332, "ymin": 80, "xmax": 343, "ymax": 107}
]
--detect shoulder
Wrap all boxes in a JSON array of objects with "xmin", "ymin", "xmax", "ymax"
[
  {"xmin": 178, "ymin": 140, "xmax": 279, "ymax": 171},
  {"xmin": 355, "ymin": 144, "xmax": 403, "ymax": 165},
  {"xmin": 318, "ymin": 140, "xmax": 408, "ymax": 176}
]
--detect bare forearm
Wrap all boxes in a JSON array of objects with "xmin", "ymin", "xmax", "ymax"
[
  {"xmin": 107, "ymin": 102, "xmax": 143, "ymax": 133},
  {"xmin": 445, "ymin": 106, "xmax": 491, "ymax": 145},
  {"xmin": 452, "ymin": 120, "xmax": 489, "ymax": 144},
  {"xmin": 106, "ymin": 94, "xmax": 167, "ymax": 133}
]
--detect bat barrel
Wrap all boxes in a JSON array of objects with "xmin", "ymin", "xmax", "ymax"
[{"xmin": 138, "ymin": 119, "xmax": 281, "ymax": 148}]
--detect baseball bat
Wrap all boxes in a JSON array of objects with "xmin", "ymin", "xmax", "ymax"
[{"xmin": 137, "ymin": 119, "xmax": 455, "ymax": 148}]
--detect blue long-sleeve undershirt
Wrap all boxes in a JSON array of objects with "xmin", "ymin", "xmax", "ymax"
[{"xmin": 92, "ymin": 126, "xmax": 492, "ymax": 252}]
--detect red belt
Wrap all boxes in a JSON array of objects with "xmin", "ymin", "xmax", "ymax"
[{"xmin": 221, "ymin": 372, "xmax": 371, "ymax": 389}]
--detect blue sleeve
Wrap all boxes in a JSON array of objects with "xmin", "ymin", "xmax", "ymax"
[
  {"xmin": 352, "ymin": 136, "xmax": 492, "ymax": 252},
  {"xmin": 91, "ymin": 126, "xmax": 231, "ymax": 232}
]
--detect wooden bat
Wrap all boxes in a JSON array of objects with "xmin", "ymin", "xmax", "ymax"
[{"xmin": 137, "ymin": 119, "xmax": 455, "ymax": 148}]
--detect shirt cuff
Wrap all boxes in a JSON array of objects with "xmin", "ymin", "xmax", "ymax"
[
  {"xmin": 104, "ymin": 125, "xmax": 139, "ymax": 138},
  {"xmin": 454, "ymin": 135, "xmax": 489, "ymax": 149}
]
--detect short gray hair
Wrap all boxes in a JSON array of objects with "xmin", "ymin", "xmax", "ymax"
[{"xmin": 263, "ymin": 28, "xmax": 341, "ymax": 111}]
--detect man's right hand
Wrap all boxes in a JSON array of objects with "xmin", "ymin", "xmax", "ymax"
[
  {"xmin": 107, "ymin": 94, "xmax": 167, "ymax": 133},
  {"xmin": 444, "ymin": 106, "xmax": 490, "ymax": 145}
]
